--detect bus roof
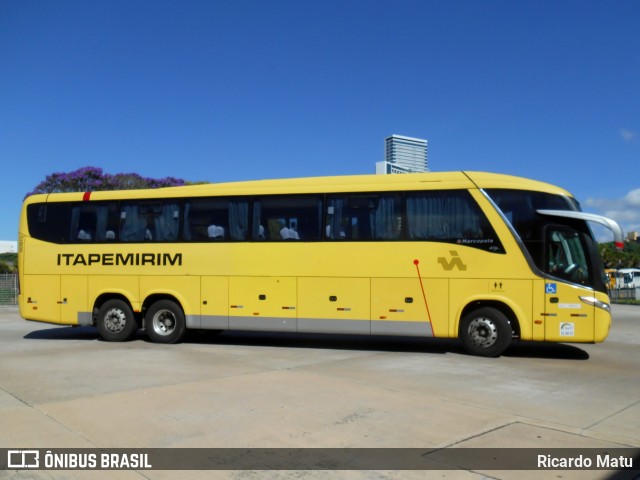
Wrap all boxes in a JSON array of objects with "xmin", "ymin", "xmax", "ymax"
[{"xmin": 23, "ymin": 171, "xmax": 573, "ymax": 204}]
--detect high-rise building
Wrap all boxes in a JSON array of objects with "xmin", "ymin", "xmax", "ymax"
[{"xmin": 376, "ymin": 134, "xmax": 428, "ymax": 174}]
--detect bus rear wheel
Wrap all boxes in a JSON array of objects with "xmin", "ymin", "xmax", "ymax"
[
  {"xmin": 96, "ymin": 299, "xmax": 138, "ymax": 342},
  {"xmin": 460, "ymin": 307, "xmax": 512, "ymax": 357},
  {"xmin": 145, "ymin": 300, "xmax": 186, "ymax": 344}
]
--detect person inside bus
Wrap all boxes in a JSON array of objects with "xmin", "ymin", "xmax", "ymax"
[
  {"xmin": 280, "ymin": 226, "xmax": 299, "ymax": 240},
  {"xmin": 278, "ymin": 219, "xmax": 299, "ymax": 240},
  {"xmin": 207, "ymin": 224, "xmax": 225, "ymax": 239},
  {"xmin": 77, "ymin": 229, "xmax": 92, "ymax": 241}
]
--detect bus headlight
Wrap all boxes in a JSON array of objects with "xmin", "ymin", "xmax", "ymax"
[{"xmin": 579, "ymin": 296, "xmax": 611, "ymax": 312}]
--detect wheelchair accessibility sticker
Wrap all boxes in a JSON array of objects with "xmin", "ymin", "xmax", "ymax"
[{"xmin": 545, "ymin": 283, "xmax": 557, "ymax": 294}]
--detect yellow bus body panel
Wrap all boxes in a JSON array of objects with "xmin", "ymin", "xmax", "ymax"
[
  {"xmin": 21, "ymin": 274, "xmax": 61, "ymax": 324},
  {"xmin": 17, "ymin": 171, "xmax": 612, "ymax": 348},
  {"xmin": 593, "ymin": 291, "xmax": 612, "ymax": 342},
  {"xmin": 200, "ymin": 276, "xmax": 229, "ymax": 329},
  {"xmin": 298, "ymin": 277, "xmax": 370, "ymax": 332},
  {"xmin": 229, "ymin": 276, "xmax": 297, "ymax": 331}
]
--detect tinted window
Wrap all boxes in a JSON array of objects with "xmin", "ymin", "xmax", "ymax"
[
  {"xmin": 406, "ymin": 191, "xmax": 504, "ymax": 252},
  {"xmin": 325, "ymin": 194, "xmax": 402, "ymax": 240},
  {"xmin": 27, "ymin": 203, "xmax": 70, "ymax": 243},
  {"xmin": 252, "ymin": 196, "xmax": 322, "ymax": 241},
  {"xmin": 120, "ymin": 201, "xmax": 181, "ymax": 242},
  {"xmin": 546, "ymin": 227, "xmax": 591, "ymax": 286},
  {"xmin": 69, "ymin": 202, "xmax": 119, "ymax": 242},
  {"xmin": 485, "ymin": 189, "xmax": 577, "ymax": 239},
  {"xmin": 183, "ymin": 198, "xmax": 249, "ymax": 241},
  {"xmin": 486, "ymin": 189, "xmax": 580, "ymax": 266},
  {"xmin": 26, "ymin": 190, "xmax": 506, "ymax": 252}
]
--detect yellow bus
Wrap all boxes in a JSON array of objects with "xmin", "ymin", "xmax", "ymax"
[
  {"xmin": 17, "ymin": 171, "xmax": 624, "ymax": 356},
  {"xmin": 604, "ymin": 269, "xmax": 621, "ymax": 290}
]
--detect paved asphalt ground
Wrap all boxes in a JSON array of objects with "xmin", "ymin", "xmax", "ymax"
[{"xmin": 0, "ymin": 304, "xmax": 638, "ymax": 480}]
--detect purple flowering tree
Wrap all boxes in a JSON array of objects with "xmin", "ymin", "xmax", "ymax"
[{"xmin": 26, "ymin": 167, "xmax": 187, "ymax": 197}]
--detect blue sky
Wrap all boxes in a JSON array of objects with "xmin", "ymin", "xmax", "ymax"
[{"xmin": 1, "ymin": 0, "xmax": 639, "ymax": 243}]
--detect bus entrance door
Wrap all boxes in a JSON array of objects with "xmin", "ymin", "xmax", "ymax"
[
  {"xmin": 543, "ymin": 281, "xmax": 594, "ymax": 342},
  {"xmin": 543, "ymin": 227, "xmax": 596, "ymax": 342}
]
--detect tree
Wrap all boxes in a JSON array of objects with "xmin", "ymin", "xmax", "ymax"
[
  {"xmin": 0, "ymin": 253, "xmax": 16, "ymax": 273},
  {"xmin": 599, "ymin": 241, "xmax": 640, "ymax": 268},
  {"xmin": 0, "ymin": 262, "xmax": 15, "ymax": 273},
  {"xmin": 26, "ymin": 166, "xmax": 188, "ymax": 197}
]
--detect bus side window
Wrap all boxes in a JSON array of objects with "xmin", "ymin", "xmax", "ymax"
[
  {"xmin": 120, "ymin": 201, "xmax": 179, "ymax": 242},
  {"xmin": 27, "ymin": 203, "xmax": 70, "ymax": 243},
  {"xmin": 406, "ymin": 190, "xmax": 504, "ymax": 252},
  {"xmin": 326, "ymin": 194, "xmax": 401, "ymax": 241},
  {"xmin": 69, "ymin": 203, "xmax": 119, "ymax": 243},
  {"xmin": 252, "ymin": 195, "xmax": 322, "ymax": 241},
  {"xmin": 153, "ymin": 203, "xmax": 180, "ymax": 242},
  {"xmin": 228, "ymin": 200, "xmax": 249, "ymax": 241},
  {"xmin": 120, "ymin": 204, "xmax": 148, "ymax": 242},
  {"xmin": 183, "ymin": 198, "xmax": 248, "ymax": 242}
]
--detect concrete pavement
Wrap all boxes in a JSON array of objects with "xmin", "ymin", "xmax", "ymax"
[{"xmin": 0, "ymin": 305, "xmax": 638, "ymax": 479}]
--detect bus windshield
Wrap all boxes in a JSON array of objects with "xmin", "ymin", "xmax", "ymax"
[{"xmin": 484, "ymin": 189, "xmax": 607, "ymax": 293}]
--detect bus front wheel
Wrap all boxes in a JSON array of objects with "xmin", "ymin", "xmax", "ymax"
[
  {"xmin": 460, "ymin": 307, "xmax": 512, "ymax": 357},
  {"xmin": 145, "ymin": 300, "xmax": 186, "ymax": 344},
  {"xmin": 96, "ymin": 299, "xmax": 138, "ymax": 342}
]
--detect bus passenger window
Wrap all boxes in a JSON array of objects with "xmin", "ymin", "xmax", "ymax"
[
  {"xmin": 252, "ymin": 195, "xmax": 322, "ymax": 241},
  {"xmin": 183, "ymin": 198, "xmax": 248, "ymax": 241},
  {"xmin": 120, "ymin": 202, "xmax": 179, "ymax": 242},
  {"xmin": 326, "ymin": 194, "xmax": 401, "ymax": 241},
  {"xmin": 69, "ymin": 202, "xmax": 119, "ymax": 243},
  {"xmin": 27, "ymin": 203, "xmax": 70, "ymax": 243},
  {"xmin": 120, "ymin": 204, "xmax": 147, "ymax": 242},
  {"xmin": 153, "ymin": 203, "xmax": 180, "ymax": 241},
  {"xmin": 406, "ymin": 191, "xmax": 504, "ymax": 252}
]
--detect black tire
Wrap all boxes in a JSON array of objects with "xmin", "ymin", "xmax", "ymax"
[
  {"xmin": 145, "ymin": 300, "xmax": 186, "ymax": 344},
  {"xmin": 96, "ymin": 299, "xmax": 138, "ymax": 342},
  {"xmin": 459, "ymin": 307, "xmax": 512, "ymax": 357}
]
